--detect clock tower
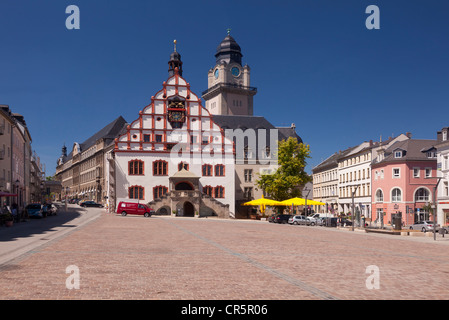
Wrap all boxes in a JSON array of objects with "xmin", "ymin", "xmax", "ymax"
[{"xmin": 202, "ymin": 31, "xmax": 257, "ymax": 116}]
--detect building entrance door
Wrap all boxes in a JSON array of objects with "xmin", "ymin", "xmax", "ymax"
[{"xmin": 183, "ymin": 201, "xmax": 194, "ymax": 217}]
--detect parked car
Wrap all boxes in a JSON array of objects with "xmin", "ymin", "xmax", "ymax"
[
  {"xmin": 50, "ymin": 204, "xmax": 58, "ymax": 215},
  {"xmin": 42, "ymin": 203, "xmax": 59, "ymax": 217},
  {"xmin": 322, "ymin": 217, "xmax": 338, "ymax": 227},
  {"xmin": 267, "ymin": 214, "xmax": 276, "ymax": 223},
  {"xmin": 117, "ymin": 201, "xmax": 154, "ymax": 217},
  {"xmin": 316, "ymin": 217, "xmax": 326, "ymax": 226},
  {"xmin": 305, "ymin": 216, "xmax": 321, "ymax": 226},
  {"xmin": 42, "ymin": 203, "xmax": 58, "ymax": 216},
  {"xmin": 25, "ymin": 203, "xmax": 42, "ymax": 218},
  {"xmin": 288, "ymin": 215, "xmax": 311, "ymax": 225},
  {"xmin": 340, "ymin": 218, "xmax": 352, "ymax": 226},
  {"xmin": 274, "ymin": 214, "xmax": 292, "ymax": 224},
  {"xmin": 80, "ymin": 201, "xmax": 104, "ymax": 208},
  {"xmin": 409, "ymin": 221, "xmax": 440, "ymax": 232}
]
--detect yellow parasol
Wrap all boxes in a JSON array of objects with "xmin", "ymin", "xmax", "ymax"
[
  {"xmin": 243, "ymin": 195, "xmax": 283, "ymax": 213},
  {"xmin": 305, "ymin": 199, "xmax": 325, "ymax": 205},
  {"xmin": 279, "ymin": 197, "xmax": 306, "ymax": 206},
  {"xmin": 279, "ymin": 198, "xmax": 325, "ymax": 214},
  {"xmin": 279, "ymin": 198, "xmax": 325, "ymax": 206}
]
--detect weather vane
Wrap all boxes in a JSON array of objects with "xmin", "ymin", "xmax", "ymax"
[
  {"xmin": 173, "ymin": 39, "xmax": 177, "ymax": 52},
  {"xmin": 226, "ymin": 28, "xmax": 231, "ymax": 35}
]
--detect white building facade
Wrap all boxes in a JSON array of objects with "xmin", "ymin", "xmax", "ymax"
[
  {"xmin": 338, "ymin": 142, "xmax": 373, "ymax": 219},
  {"xmin": 435, "ymin": 127, "xmax": 449, "ymax": 227},
  {"xmin": 114, "ymin": 49, "xmax": 235, "ymax": 217}
]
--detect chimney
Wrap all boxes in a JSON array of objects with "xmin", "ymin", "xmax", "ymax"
[{"xmin": 406, "ymin": 132, "xmax": 412, "ymax": 138}]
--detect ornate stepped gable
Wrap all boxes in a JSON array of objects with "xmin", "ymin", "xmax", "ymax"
[{"xmin": 114, "ymin": 66, "xmax": 233, "ymax": 157}]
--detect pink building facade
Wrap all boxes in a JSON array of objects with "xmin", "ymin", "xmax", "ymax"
[{"xmin": 371, "ymin": 139, "xmax": 437, "ymax": 227}]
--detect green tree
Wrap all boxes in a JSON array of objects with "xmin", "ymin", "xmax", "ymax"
[{"xmin": 256, "ymin": 137, "xmax": 311, "ymax": 201}]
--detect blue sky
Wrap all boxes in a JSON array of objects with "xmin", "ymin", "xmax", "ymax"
[{"xmin": 1, "ymin": 0, "xmax": 449, "ymax": 176}]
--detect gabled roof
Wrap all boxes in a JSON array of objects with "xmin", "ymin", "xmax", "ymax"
[
  {"xmin": 60, "ymin": 116, "xmax": 128, "ymax": 163},
  {"xmin": 312, "ymin": 145, "xmax": 357, "ymax": 173},
  {"xmin": 372, "ymin": 139, "xmax": 437, "ymax": 165},
  {"xmin": 212, "ymin": 115, "xmax": 302, "ymax": 143},
  {"xmin": 171, "ymin": 168, "xmax": 200, "ymax": 179},
  {"xmin": 78, "ymin": 116, "xmax": 127, "ymax": 151}
]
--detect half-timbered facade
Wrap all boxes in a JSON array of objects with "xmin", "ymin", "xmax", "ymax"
[{"xmin": 114, "ymin": 46, "xmax": 235, "ymax": 217}]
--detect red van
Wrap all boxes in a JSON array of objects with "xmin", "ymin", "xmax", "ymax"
[{"xmin": 117, "ymin": 202, "xmax": 154, "ymax": 217}]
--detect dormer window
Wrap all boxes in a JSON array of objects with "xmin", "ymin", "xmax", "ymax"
[
  {"xmin": 443, "ymin": 130, "xmax": 447, "ymax": 141},
  {"xmin": 394, "ymin": 151, "xmax": 402, "ymax": 158},
  {"xmin": 426, "ymin": 151, "xmax": 437, "ymax": 158}
]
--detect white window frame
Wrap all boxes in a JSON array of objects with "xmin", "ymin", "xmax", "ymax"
[
  {"xmin": 392, "ymin": 168, "xmax": 400, "ymax": 179},
  {"xmin": 375, "ymin": 189, "xmax": 383, "ymax": 202},
  {"xmin": 425, "ymin": 167, "xmax": 432, "ymax": 178},
  {"xmin": 244, "ymin": 169, "xmax": 253, "ymax": 182},
  {"xmin": 392, "ymin": 188, "xmax": 402, "ymax": 202},
  {"xmin": 413, "ymin": 167, "xmax": 420, "ymax": 178},
  {"xmin": 414, "ymin": 188, "xmax": 430, "ymax": 202},
  {"xmin": 394, "ymin": 150, "xmax": 402, "ymax": 158}
]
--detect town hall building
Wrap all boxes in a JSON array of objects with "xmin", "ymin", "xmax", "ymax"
[
  {"xmin": 58, "ymin": 32, "xmax": 303, "ymax": 219},
  {"xmin": 113, "ymin": 33, "xmax": 302, "ymax": 218}
]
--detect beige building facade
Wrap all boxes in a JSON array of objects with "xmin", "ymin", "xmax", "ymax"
[
  {"xmin": 202, "ymin": 34, "xmax": 302, "ymax": 218},
  {"xmin": 0, "ymin": 105, "xmax": 41, "ymax": 209},
  {"xmin": 56, "ymin": 117, "xmax": 127, "ymax": 204}
]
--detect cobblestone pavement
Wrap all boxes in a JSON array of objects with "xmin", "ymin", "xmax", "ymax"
[{"xmin": 0, "ymin": 206, "xmax": 448, "ymax": 300}]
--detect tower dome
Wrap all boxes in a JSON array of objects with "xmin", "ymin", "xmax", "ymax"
[
  {"xmin": 168, "ymin": 40, "xmax": 183, "ymax": 76},
  {"xmin": 215, "ymin": 33, "xmax": 243, "ymax": 65}
]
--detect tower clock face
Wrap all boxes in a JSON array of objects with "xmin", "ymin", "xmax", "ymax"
[
  {"xmin": 231, "ymin": 66, "xmax": 240, "ymax": 77},
  {"xmin": 214, "ymin": 69, "xmax": 219, "ymax": 79}
]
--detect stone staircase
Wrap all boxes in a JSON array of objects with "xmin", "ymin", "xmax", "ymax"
[
  {"xmin": 200, "ymin": 194, "xmax": 231, "ymax": 218},
  {"xmin": 148, "ymin": 190, "xmax": 232, "ymax": 218}
]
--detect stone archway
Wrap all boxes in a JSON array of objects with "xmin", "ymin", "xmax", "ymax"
[
  {"xmin": 183, "ymin": 201, "xmax": 195, "ymax": 217},
  {"xmin": 175, "ymin": 181, "xmax": 194, "ymax": 191}
]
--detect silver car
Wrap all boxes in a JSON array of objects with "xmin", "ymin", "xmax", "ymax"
[
  {"xmin": 409, "ymin": 220, "xmax": 440, "ymax": 232},
  {"xmin": 288, "ymin": 215, "xmax": 309, "ymax": 225}
]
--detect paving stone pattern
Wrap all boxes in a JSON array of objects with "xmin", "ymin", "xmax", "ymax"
[{"xmin": 0, "ymin": 212, "xmax": 448, "ymax": 300}]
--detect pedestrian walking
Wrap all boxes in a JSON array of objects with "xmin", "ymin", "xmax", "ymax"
[{"xmin": 11, "ymin": 203, "xmax": 18, "ymax": 222}]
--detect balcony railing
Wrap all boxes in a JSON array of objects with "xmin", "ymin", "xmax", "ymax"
[
  {"xmin": 202, "ymin": 83, "xmax": 257, "ymax": 96},
  {"xmin": 171, "ymin": 190, "xmax": 200, "ymax": 198}
]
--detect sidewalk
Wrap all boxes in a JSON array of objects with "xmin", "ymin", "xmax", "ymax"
[
  {"xmin": 0, "ymin": 203, "xmax": 102, "ymax": 266},
  {"xmin": 332, "ymin": 225, "xmax": 449, "ymax": 245}
]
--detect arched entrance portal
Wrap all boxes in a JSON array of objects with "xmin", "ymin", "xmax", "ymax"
[
  {"xmin": 175, "ymin": 181, "xmax": 194, "ymax": 191},
  {"xmin": 183, "ymin": 201, "xmax": 194, "ymax": 217}
]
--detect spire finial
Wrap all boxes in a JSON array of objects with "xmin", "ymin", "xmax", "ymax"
[
  {"xmin": 226, "ymin": 28, "xmax": 231, "ymax": 36},
  {"xmin": 173, "ymin": 39, "xmax": 177, "ymax": 52}
]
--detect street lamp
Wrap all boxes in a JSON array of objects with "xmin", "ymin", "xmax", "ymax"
[
  {"xmin": 65, "ymin": 186, "xmax": 70, "ymax": 212},
  {"xmin": 351, "ymin": 184, "xmax": 360, "ymax": 232},
  {"xmin": 40, "ymin": 181, "xmax": 44, "ymax": 203},
  {"xmin": 303, "ymin": 187, "xmax": 311, "ymax": 217},
  {"xmin": 426, "ymin": 176, "xmax": 442, "ymax": 241},
  {"xmin": 14, "ymin": 179, "xmax": 20, "ymax": 221}
]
